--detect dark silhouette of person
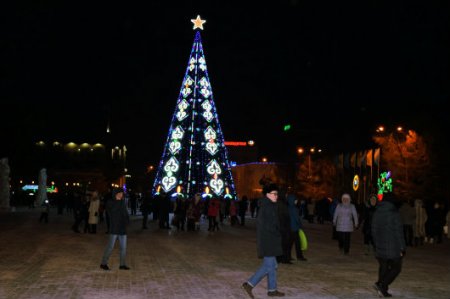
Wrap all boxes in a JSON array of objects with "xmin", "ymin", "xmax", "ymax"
[
  {"xmin": 100, "ymin": 188, "xmax": 130, "ymax": 271},
  {"xmin": 141, "ymin": 192, "xmax": 152, "ymax": 229},
  {"xmin": 157, "ymin": 191, "xmax": 170, "ymax": 229},
  {"xmin": 239, "ymin": 196, "xmax": 249, "ymax": 226},
  {"xmin": 372, "ymin": 192, "xmax": 406, "ymax": 297}
]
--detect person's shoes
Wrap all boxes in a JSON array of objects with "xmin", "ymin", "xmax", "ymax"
[
  {"xmin": 142, "ymin": 226, "xmax": 148, "ymax": 229},
  {"xmin": 119, "ymin": 265, "xmax": 130, "ymax": 270},
  {"xmin": 297, "ymin": 257, "xmax": 307, "ymax": 261},
  {"xmin": 268, "ymin": 290, "xmax": 285, "ymax": 297},
  {"xmin": 100, "ymin": 264, "xmax": 110, "ymax": 270},
  {"xmin": 241, "ymin": 282, "xmax": 254, "ymax": 299},
  {"xmin": 373, "ymin": 282, "xmax": 384, "ymax": 298},
  {"xmin": 374, "ymin": 282, "xmax": 392, "ymax": 297}
]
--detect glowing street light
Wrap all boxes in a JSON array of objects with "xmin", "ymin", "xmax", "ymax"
[
  {"xmin": 297, "ymin": 146, "xmax": 321, "ymax": 180},
  {"xmin": 376, "ymin": 124, "xmax": 410, "ymax": 183}
]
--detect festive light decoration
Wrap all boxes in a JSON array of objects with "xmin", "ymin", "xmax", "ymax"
[
  {"xmin": 22, "ymin": 185, "xmax": 58, "ymax": 193},
  {"xmin": 377, "ymin": 171, "xmax": 393, "ymax": 201},
  {"xmin": 191, "ymin": 15, "xmax": 206, "ymax": 30},
  {"xmin": 224, "ymin": 141, "xmax": 247, "ymax": 146},
  {"xmin": 352, "ymin": 175, "xmax": 360, "ymax": 191},
  {"xmin": 152, "ymin": 17, "xmax": 237, "ymax": 200}
]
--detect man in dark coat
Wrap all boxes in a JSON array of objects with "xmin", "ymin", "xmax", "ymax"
[
  {"xmin": 100, "ymin": 188, "xmax": 130, "ymax": 270},
  {"xmin": 372, "ymin": 192, "xmax": 406, "ymax": 297},
  {"xmin": 242, "ymin": 184, "xmax": 285, "ymax": 298}
]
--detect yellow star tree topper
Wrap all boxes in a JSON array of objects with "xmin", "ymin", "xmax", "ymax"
[{"xmin": 191, "ymin": 15, "xmax": 206, "ymax": 30}]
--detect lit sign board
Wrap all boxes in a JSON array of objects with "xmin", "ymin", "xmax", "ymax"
[
  {"xmin": 224, "ymin": 141, "xmax": 247, "ymax": 147},
  {"xmin": 22, "ymin": 185, "xmax": 58, "ymax": 193}
]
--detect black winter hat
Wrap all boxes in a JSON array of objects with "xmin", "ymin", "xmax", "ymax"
[
  {"xmin": 112, "ymin": 188, "xmax": 124, "ymax": 196},
  {"xmin": 263, "ymin": 183, "xmax": 279, "ymax": 195},
  {"xmin": 383, "ymin": 192, "xmax": 402, "ymax": 208}
]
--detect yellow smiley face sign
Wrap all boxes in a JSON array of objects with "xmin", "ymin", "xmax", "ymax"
[{"xmin": 352, "ymin": 175, "xmax": 360, "ymax": 191}]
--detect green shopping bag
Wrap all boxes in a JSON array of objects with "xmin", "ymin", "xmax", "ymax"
[{"xmin": 299, "ymin": 229, "xmax": 308, "ymax": 251}]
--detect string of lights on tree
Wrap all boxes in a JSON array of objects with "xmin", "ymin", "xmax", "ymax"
[{"xmin": 152, "ymin": 15, "xmax": 237, "ymax": 200}]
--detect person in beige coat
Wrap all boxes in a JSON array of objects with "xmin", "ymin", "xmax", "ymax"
[
  {"xmin": 413, "ymin": 199, "xmax": 427, "ymax": 246},
  {"xmin": 88, "ymin": 191, "xmax": 100, "ymax": 234}
]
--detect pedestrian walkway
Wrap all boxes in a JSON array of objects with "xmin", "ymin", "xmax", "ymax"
[{"xmin": 0, "ymin": 207, "xmax": 449, "ymax": 299}]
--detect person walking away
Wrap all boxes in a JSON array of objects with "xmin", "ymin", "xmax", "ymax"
[
  {"xmin": 39, "ymin": 199, "xmax": 50, "ymax": 223},
  {"xmin": 158, "ymin": 191, "xmax": 170, "ymax": 229},
  {"xmin": 71, "ymin": 192, "xmax": 82, "ymax": 233},
  {"xmin": 286, "ymin": 192, "xmax": 307, "ymax": 261},
  {"xmin": 333, "ymin": 193, "xmax": 359, "ymax": 255},
  {"xmin": 239, "ymin": 196, "xmax": 249, "ymax": 226},
  {"xmin": 250, "ymin": 198, "xmax": 258, "ymax": 218},
  {"xmin": 173, "ymin": 195, "xmax": 187, "ymax": 231},
  {"xmin": 193, "ymin": 193, "xmax": 203, "ymax": 231},
  {"xmin": 306, "ymin": 198, "xmax": 315, "ymax": 223},
  {"xmin": 100, "ymin": 188, "xmax": 130, "ymax": 270},
  {"xmin": 88, "ymin": 191, "xmax": 100, "ymax": 234},
  {"xmin": 81, "ymin": 193, "xmax": 90, "ymax": 233},
  {"xmin": 413, "ymin": 199, "xmax": 427, "ymax": 246},
  {"xmin": 399, "ymin": 199, "xmax": 415, "ymax": 246},
  {"xmin": 427, "ymin": 201, "xmax": 446, "ymax": 244},
  {"xmin": 242, "ymin": 183, "xmax": 285, "ymax": 298},
  {"xmin": 141, "ymin": 192, "xmax": 151, "ymax": 229},
  {"xmin": 129, "ymin": 192, "xmax": 137, "ymax": 216},
  {"xmin": 230, "ymin": 200, "xmax": 240, "ymax": 226},
  {"xmin": 207, "ymin": 197, "xmax": 220, "ymax": 232},
  {"xmin": 362, "ymin": 194, "xmax": 378, "ymax": 255},
  {"xmin": 372, "ymin": 192, "xmax": 406, "ymax": 297}
]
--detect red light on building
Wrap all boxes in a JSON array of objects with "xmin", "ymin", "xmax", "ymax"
[{"xmin": 224, "ymin": 141, "xmax": 248, "ymax": 147}]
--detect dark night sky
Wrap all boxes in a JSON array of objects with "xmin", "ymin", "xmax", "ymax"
[{"xmin": 1, "ymin": 1, "xmax": 449, "ymax": 172}]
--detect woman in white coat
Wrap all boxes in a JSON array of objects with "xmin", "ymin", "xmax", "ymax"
[
  {"xmin": 333, "ymin": 193, "xmax": 359, "ymax": 255},
  {"xmin": 88, "ymin": 191, "xmax": 100, "ymax": 234}
]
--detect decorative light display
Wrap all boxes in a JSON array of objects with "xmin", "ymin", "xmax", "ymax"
[
  {"xmin": 152, "ymin": 16, "xmax": 237, "ymax": 200},
  {"xmin": 352, "ymin": 174, "xmax": 360, "ymax": 191},
  {"xmin": 22, "ymin": 185, "xmax": 58, "ymax": 193},
  {"xmin": 191, "ymin": 15, "xmax": 206, "ymax": 30},
  {"xmin": 377, "ymin": 170, "xmax": 393, "ymax": 201}
]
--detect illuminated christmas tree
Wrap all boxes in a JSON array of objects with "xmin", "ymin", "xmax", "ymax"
[{"xmin": 152, "ymin": 15, "xmax": 237, "ymax": 199}]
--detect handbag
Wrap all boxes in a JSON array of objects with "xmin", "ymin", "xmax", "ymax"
[{"xmin": 298, "ymin": 229, "xmax": 308, "ymax": 251}]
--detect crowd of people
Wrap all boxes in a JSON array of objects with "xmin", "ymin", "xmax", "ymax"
[{"xmin": 21, "ymin": 183, "xmax": 449, "ymax": 298}]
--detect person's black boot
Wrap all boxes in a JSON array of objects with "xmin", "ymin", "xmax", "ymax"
[{"xmin": 100, "ymin": 264, "xmax": 110, "ymax": 270}]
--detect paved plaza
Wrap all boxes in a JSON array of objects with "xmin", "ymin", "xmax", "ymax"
[{"xmin": 0, "ymin": 207, "xmax": 449, "ymax": 299}]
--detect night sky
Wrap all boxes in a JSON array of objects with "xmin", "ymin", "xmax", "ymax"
[{"xmin": 1, "ymin": 2, "xmax": 449, "ymax": 172}]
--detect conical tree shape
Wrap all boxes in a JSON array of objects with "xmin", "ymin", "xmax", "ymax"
[{"xmin": 153, "ymin": 30, "xmax": 237, "ymax": 200}]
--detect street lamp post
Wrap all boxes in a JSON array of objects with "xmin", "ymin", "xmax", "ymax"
[
  {"xmin": 297, "ymin": 147, "xmax": 321, "ymax": 181},
  {"xmin": 394, "ymin": 126, "xmax": 408, "ymax": 183},
  {"xmin": 376, "ymin": 125, "xmax": 409, "ymax": 184}
]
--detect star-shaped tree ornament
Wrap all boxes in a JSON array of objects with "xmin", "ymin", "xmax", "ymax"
[{"xmin": 191, "ymin": 15, "xmax": 206, "ymax": 30}]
